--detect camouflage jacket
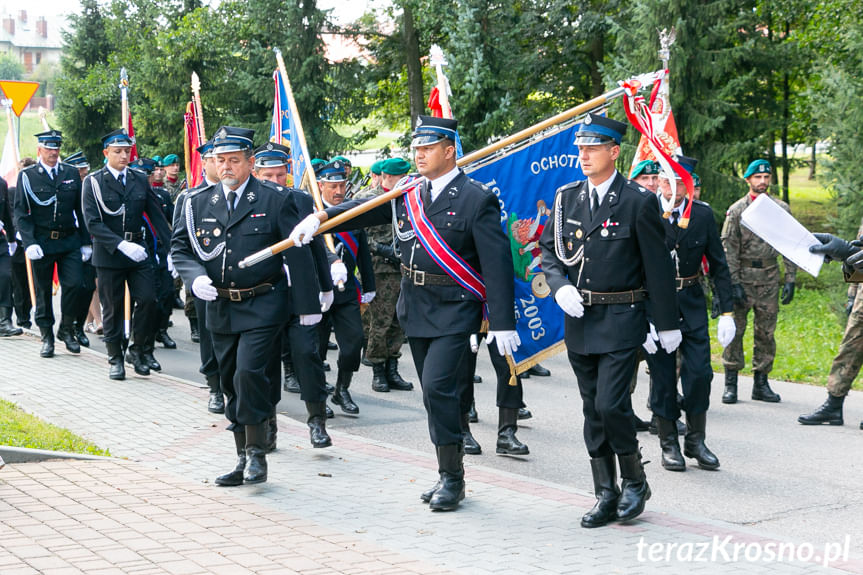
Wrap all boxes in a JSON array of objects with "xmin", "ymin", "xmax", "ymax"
[
  {"xmin": 353, "ymin": 184, "xmax": 399, "ymax": 276},
  {"xmin": 721, "ymin": 193, "xmax": 797, "ymax": 285},
  {"xmin": 164, "ymin": 178, "xmax": 187, "ymax": 203}
]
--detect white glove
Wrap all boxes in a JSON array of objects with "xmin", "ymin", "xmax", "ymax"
[
  {"xmin": 642, "ymin": 323, "xmax": 659, "ymax": 354},
  {"xmin": 717, "ymin": 315, "xmax": 736, "ymax": 348},
  {"xmin": 320, "ymin": 290, "xmax": 334, "ymax": 312},
  {"xmin": 7, "ymin": 241, "xmax": 16, "ymax": 256},
  {"xmin": 360, "ymin": 291, "xmax": 376, "ymax": 304},
  {"xmin": 117, "ymin": 240, "xmax": 148, "ymax": 262},
  {"xmin": 330, "ymin": 261, "xmax": 348, "ymax": 285},
  {"xmin": 289, "ymin": 213, "xmax": 321, "ymax": 246},
  {"xmin": 658, "ymin": 329, "xmax": 683, "ymax": 353},
  {"xmin": 554, "ymin": 284, "xmax": 584, "ymax": 318},
  {"xmin": 80, "ymin": 245, "xmax": 93, "ymax": 262},
  {"xmin": 191, "ymin": 275, "xmax": 218, "ymax": 301},
  {"xmin": 25, "ymin": 244, "xmax": 44, "ymax": 260},
  {"xmin": 487, "ymin": 330, "xmax": 521, "ymax": 356},
  {"xmin": 300, "ymin": 313, "xmax": 322, "ymax": 326}
]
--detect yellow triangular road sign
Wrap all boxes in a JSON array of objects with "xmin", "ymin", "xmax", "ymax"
[{"xmin": 0, "ymin": 81, "xmax": 40, "ymax": 116}]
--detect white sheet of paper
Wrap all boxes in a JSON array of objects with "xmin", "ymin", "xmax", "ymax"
[{"xmin": 740, "ymin": 194, "xmax": 824, "ymax": 277}]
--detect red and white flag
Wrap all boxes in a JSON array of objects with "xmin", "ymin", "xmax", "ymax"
[
  {"xmin": 0, "ymin": 125, "xmax": 18, "ymax": 187},
  {"xmin": 628, "ymin": 69, "xmax": 682, "ymax": 176}
]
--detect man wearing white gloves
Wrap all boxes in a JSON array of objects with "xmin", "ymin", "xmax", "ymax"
[
  {"xmin": 313, "ymin": 160, "xmax": 375, "ymax": 417},
  {"xmin": 539, "ymin": 114, "xmax": 679, "ymax": 528},
  {"xmin": 82, "ymin": 129, "xmax": 172, "ymax": 379},
  {"xmin": 13, "ymin": 130, "xmax": 90, "ymax": 356},
  {"xmin": 641, "ymin": 155, "xmax": 735, "ymax": 475},
  {"xmin": 171, "ymin": 127, "xmax": 323, "ymax": 486},
  {"xmin": 287, "ymin": 116, "xmax": 517, "ymax": 512}
]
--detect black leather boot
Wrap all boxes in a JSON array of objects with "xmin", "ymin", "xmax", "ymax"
[
  {"xmin": 656, "ymin": 417, "xmax": 685, "ymax": 471},
  {"xmin": 0, "ymin": 308, "xmax": 22, "ymax": 336},
  {"xmin": 581, "ymin": 455, "xmax": 620, "ymax": 528},
  {"xmin": 496, "ymin": 407, "xmax": 529, "ymax": 455},
  {"xmin": 429, "ymin": 444, "xmax": 465, "ymax": 511},
  {"xmin": 632, "ymin": 412, "xmax": 650, "ymax": 432},
  {"xmin": 266, "ymin": 415, "xmax": 278, "ymax": 453},
  {"xmin": 461, "ymin": 412, "xmax": 481, "ymax": 455},
  {"xmin": 798, "ymin": 394, "xmax": 844, "ymax": 426},
  {"xmin": 73, "ymin": 321, "xmax": 89, "ymax": 347},
  {"xmin": 468, "ymin": 400, "xmax": 478, "ymax": 423},
  {"xmin": 421, "ymin": 479, "xmax": 441, "ymax": 504},
  {"xmin": 206, "ymin": 374, "xmax": 225, "ymax": 413},
  {"xmin": 385, "ymin": 358, "xmax": 413, "ymax": 390},
  {"xmin": 243, "ymin": 423, "xmax": 268, "ymax": 484},
  {"xmin": 189, "ymin": 318, "xmax": 200, "ymax": 343},
  {"xmin": 518, "ymin": 407, "xmax": 532, "ymax": 420},
  {"xmin": 371, "ymin": 362, "xmax": 389, "ymax": 392},
  {"xmin": 105, "ymin": 340, "xmax": 125, "ymax": 380},
  {"xmin": 155, "ymin": 329, "xmax": 176, "ymax": 349},
  {"xmin": 752, "ymin": 371, "xmax": 781, "ymax": 402},
  {"xmin": 56, "ymin": 318, "xmax": 81, "ymax": 354},
  {"xmin": 722, "ymin": 371, "xmax": 738, "ymax": 404},
  {"xmin": 648, "ymin": 414, "xmax": 658, "ymax": 435},
  {"xmin": 683, "ymin": 411, "xmax": 720, "ymax": 470},
  {"xmin": 39, "ymin": 326, "xmax": 55, "ymax": 358},
  {"xmin": 306, "ymin": 402, "xmax": 332, "ymax": 448},
  {"xmin": 215, "ymin": 430, "xmax": 246, "ymax": 486},
  {"xmin": 126, "ymin": 344, "xmax": 150, "ymax": 376},
  {"xmin": 325, "ymin": 404, "xmax": 334, "ymax": 418},
  {"xmin": 331, "ymin": 369, "xmax": 359, "ymax": 414},
  {"xmin": 282, "ymin": 358, "xmax": 300, "ymax": 393},
  {"xmin": 616, "ymin": 452, "xmax": 651, "ymax": 522},
  {"xmin": 142, "ymin": 341, "xmax": 161, "ymax": 371}
]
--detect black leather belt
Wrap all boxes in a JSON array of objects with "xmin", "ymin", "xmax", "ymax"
[
  {"xmin": 579, "ymin": 288, "xmax": 647, "ymax": 306},
  {"xmin": 123, "ymin": 231, "xmax": 145, "ymax": 242},
  {"xmin": 48, "ymin": 229, "xmax": 74, "ymax": 240},
  {"xmin": 676, "ymin": 274, "xmax": 701, "ymax": 290},
  {"xmin": 400, "ymin": 264, "xmax": 456, "ymax": 286},
  {"xmin": 215, "ymin": 275, "xmax": 283, "ymax": 301}
]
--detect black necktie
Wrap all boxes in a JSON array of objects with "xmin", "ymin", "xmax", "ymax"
[
  {"xmin": 50, "ymin": 167, "xmax": 57, "ymax": 180},
  {"xmin": 422, "ymin": 182, "xmax": 432, "ymax": 207},
  {"xmin": 590, "ymin": 188, "xmax": 599, "ymax": 218},
  {"xmin": 671, "ymin": 211, "xmax": 679, "ymax": 226},
  {"xmin": 227, "ymin": 191, "xmax": 237, "ymax": 213},
  {"xmin": 117, "ymin": 173, "xmax": 125, "ymax": 188}
]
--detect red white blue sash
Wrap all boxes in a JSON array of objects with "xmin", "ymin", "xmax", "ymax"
[
  {"xmin": 403, "ymin": 181, "xmax": 487, "ymax": 303},
  {"xmin": 334, "ymin": 232, "xmax": 358, "ymax": 263}
]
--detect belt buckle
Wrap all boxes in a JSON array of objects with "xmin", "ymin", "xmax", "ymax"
[
  {"xmin": 123, "ymin": 232, "xmax": 132, "ymax": 241},
  {"xmin": 228, "ymin": 289, "xmax": 242, "ymax": 302},
  {"xmin": 582, "ymin": 289, "xmax": 592, "ymax": 306},
  {"xmin": 414, "ymin": 270, "xmax": 425, "ymax": 286},
  {"xmin": 50, "ymin": 231, "xmax": 60, "ymax": 240}
]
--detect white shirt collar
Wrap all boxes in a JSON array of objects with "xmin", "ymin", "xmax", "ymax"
[
  {"xmin": 224, "ymin": 176, "xmax": 251, "ymax": 208},
  {"xmin": 587, "ymin": 170, "xmax": 618, "ymax": 206},
  {"xmin": 39, "ymin": 159, "xmax": 59, "ymax": 176},
  {"xmin": 205, "ymin": 178, "xmax": 219, "ymax": 186},
  {"xmin": 106, "ymin": 164, "xmax": 127, "ymax": 181},
  {"xmin": 429, "ymin": 166, "xmax": 461, "ymax": 203}
]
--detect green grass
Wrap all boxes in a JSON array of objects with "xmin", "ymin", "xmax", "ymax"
[
  {"xmin": 0, "ymin": 110, "xmax": 57, "ymax": 161},
  {"xmin": 0, "ymin": 398, "xmax": 110, "ymax": 456}
]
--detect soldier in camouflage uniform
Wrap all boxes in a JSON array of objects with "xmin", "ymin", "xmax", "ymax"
[
  {"xmin": 353, "ymin": 158, "xmax": 414, "ymax": 392},
  {"xmin": 721, "ymin": 160, "xmax": 797, "ymax": 404}
]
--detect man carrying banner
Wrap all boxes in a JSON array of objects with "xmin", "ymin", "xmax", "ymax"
[
  {"xmin": 289, "ymin": 115, "xmax": 519, "ymax": 511},
  {"xmin": 721, "ymin": 160, "xmax": 796, "ymax": 404},
  {"xmin": 82, "ymin": 129, "xmax": 172, "ymax": 380},
  {"xmin": 172, "ymin": 126, "xmax": 324, "ymax": 485},
  {"xmin": 14, "ymin": 130, "xmax": 89, "ymax": 357},
  {"xmin": 539, "ymin": 113, "xmax": 680, "ymax": 527},
  {"xmin": 643, "ymin": 154, "xmax": 735, "ymax": 472}
]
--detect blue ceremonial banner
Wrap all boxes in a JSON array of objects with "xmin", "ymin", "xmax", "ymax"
[
  {"xmin": 464, "ymin": 123, "xmax": 584, "ymax": 369},
  {"xmin": 269, "ymin": 70, "xmax": 305, "ymax": 186}
]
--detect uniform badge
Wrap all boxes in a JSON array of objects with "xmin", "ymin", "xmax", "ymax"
[
  {"xmin": 600, "ymin": 228, "xmax": 609, "ymax": 237},
  {"xmin": 584, "ymin": 115, "xmax": 592, "ymax": 125},
  {"xmin": 203, "ymin": 238, "xmax": 211, "ymax": 246},
  {"xmin": 567, "ymin": 240, "xmax": 574, "ymax": 251},
  {"xmin": 211, "ymin": 193, "xmax": 219, "ymax": 204},
  {"xmin": 247, "ymin": 190, "xmax": 256, "ymax": 202},
  {"xmin": 195, "ymin": 229, "xmax": 201, "ymax": 237},
  {"xmin": 398, "ymin": 219, "xmax": 404, "ymax": 229},
  {"xmin": 575, "ymin": 229, "xmax": 583, "ymax": 239},
  {"xmin": 213, "ymin": 228, "xmax": 221, "ymax": 237}
]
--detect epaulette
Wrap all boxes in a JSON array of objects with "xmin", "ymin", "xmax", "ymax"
[
  {"xmin": 556, "ymin": 179, "xmax": 585, "ymax": 194},
  {"xmin": 258, "ymin": 179, "xmax": 285, "ymax": 193},
  {"xmin": 20, "ymin": 163, "xmax": 38, "ymax": 174},
  {"xmin": 694, "ymin": 198, "xmax": 711, "ymax": 207},
  {"xmin": 186, "ymin": 182, "xmax": 216, "ymax": 198}
]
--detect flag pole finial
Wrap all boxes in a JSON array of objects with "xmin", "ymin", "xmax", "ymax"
[{"xmin": 657, "ymin": 28, "xmax": 676, "ymax": 70}]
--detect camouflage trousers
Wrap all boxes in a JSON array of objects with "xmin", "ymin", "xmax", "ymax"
[
  {"xmin": 722, "ymin": 281, "xmax": 779, "ymax": 374},
  {"xmin": 364, "ymin": 272, "xmax": 404, "ymax": 363},
  {"xmin": 827, "ymin": 288, "xmax": 863, "ymax": 397}
]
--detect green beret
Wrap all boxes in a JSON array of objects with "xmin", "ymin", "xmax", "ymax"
[
  {"xmin": 382, "ymin": 158, "xmax": 411, "ymax": 176},
  {"xmin": 630, "ymin": 160, "xmax": 660, "ymax": 178},
  {"xmin": 370, "ymin": 160, "xmax": 385, "ymax": 175},
  {"xmin": 152, "ymin": 155, "xmax": 162, "ymax": 165},
  {"xmin": 332, "ymin": 155, "xmax": 351, "ymax": 166},
  {"xmin": 310, "ymin": 158, "xmax": 327, "ymax": 167},
  {"xmin": 161, "ymin": 154, "xmax": 179, "ymax": 166},
  {"xmin": 743, "ymin": 159, "xmax": 771, "ymax": 179},
  {"xmin": 692, "ymin": 172, "xmax": 702, "ymax": 187}
]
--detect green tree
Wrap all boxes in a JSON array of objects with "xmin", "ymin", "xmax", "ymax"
[{"xmin": 0, "ymin": 53, "xmax": 24, "ymax": 80}]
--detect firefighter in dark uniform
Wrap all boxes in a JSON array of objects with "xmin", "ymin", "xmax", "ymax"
[
  {"xmin": 289, "ymin": 115, "xmax": 519, "ymax": 511},
  {"xmin": 315, "ymin": 160, "xmax": 375, "ymax": 416},
  {"xmin": 173, "ymin": 139, "xmax": 224, "ymax": 414},
  {"xmin": 81, "ymin": 129, "xmax": 172, "ymax": 380},
  {"xmin": 252, "ymin": 141, "xmax": 335, "ymax": 443},
  {"xmin": 0, "ymin": 174, "xmax": 22, "ymax": 336},
  {"xmin": 64, "ymin": 151, "xmax": 96, "ymax": 347},
  {"xmin": 171, "ymin": 126, "xmax": 324, "ymax": 486},
  {"xmin": 538, "ymin": 114, "xmax": 680, "ymax": 527},
  {"xmin": 642, "ymin": 155, "xmax": 736, "ymax": 472},
  {"xmin": 13, "ymin": 130, "xmax": 89, "ymax": 357}
]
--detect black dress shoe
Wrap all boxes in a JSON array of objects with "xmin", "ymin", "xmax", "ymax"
[
  {"xmin": 208, "ymin": 392, "xmax": 225, "ymax": 414},
  {"xmin": 57, "ymin": 324, "xmax": 80, "ymax": 354},
  {"xmin": 517, "ymin": 407, "xmax": 532, "ymax": 420},
  {"xmin": 325, "ymin": 404, "xmax": 334, "ymax": 419},
  {"xmin": 472, "ymin": 374, "xmax": 482, "ymax": 384},
  {"xmin": 632, "ymin": 412, "xmax": 650, "ymax": 432},
  {"xmin": 527, "ymin": 364, "xmax": 551, "ymax": 377},
  {"xmin": 73, "ymin": 323, "xmax": 89, "ymax": 347}
]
